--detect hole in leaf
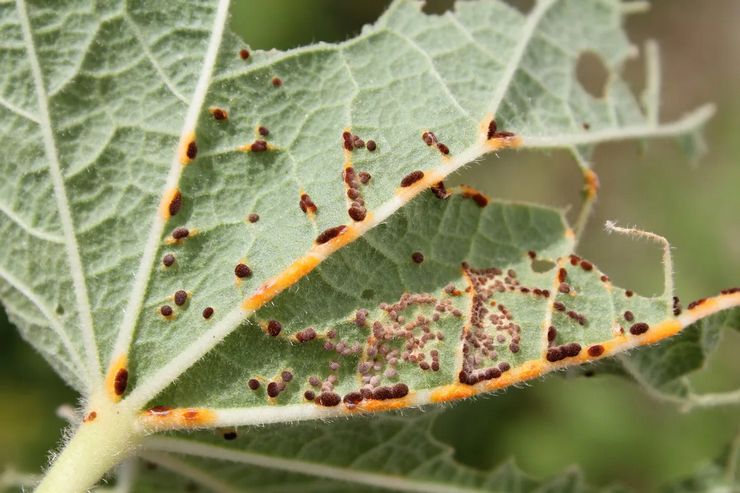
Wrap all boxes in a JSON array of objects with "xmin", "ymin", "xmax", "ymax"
[
  {"xmin": 531, "ymin": 259, "xmax": 556, "ymax": 273},
  {"xmin": 361, "ymin": 289, "xmax": 375, "ymax": 300},
  {"xmin": 576, "ymin": 51, "xmax": 610, "ymax": 98},
  {"xmin": 55, "ymin": 304, "xmax": 64, "ymax": 315},
  {"xmin": 501, "ymin": 0, "xmax": 535, "ymax": 14},
  {"xmin": 422, "ymin": 0, "xmax": 454, "ymax": 15}
]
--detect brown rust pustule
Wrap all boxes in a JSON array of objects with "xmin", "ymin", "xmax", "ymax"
[
  {"xmin": 315, "ymin": 225, "xmax": 347, "ymax": 245},
  {"xmin": 400, "ymin": 170, "xmax": 424, "ymax": 187},
  {"xmin": 114, "ymin": 368, "xmax": 129, "ymax": 396}
]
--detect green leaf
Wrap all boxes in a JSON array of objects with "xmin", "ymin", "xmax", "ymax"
[
  {"xmin": 137, "ymin": 412, "xmax": 600, "ymax": 493},
  {"xmin": 1, "ymin": 0, "xmax": 738, "ymax": 490}
]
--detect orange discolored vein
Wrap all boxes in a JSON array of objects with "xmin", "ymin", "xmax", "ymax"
[
  {"xmin": 242, "ymin": 256, "xmax": 321, "ymax": 311},
  {"xmin": 139, "ymin": 406, "xmax": 216, "ymax": 431},
  {"xmin": 105, "ymin": 354, "xmax": 128, "ymax": 402}
]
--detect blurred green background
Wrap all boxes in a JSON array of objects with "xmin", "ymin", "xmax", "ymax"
[{"xmin": 1, "ymin": 1, "xmax": 738, "ymax": 491}]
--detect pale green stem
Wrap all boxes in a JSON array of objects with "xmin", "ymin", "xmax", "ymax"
[{"xmin": 35, "ymin": 394, "xmax": 142, "ymax": 493}]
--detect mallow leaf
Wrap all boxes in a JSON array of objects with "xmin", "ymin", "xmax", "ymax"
[{"xmin": 1, "ymin": 0, "xmax": 738, "ymax": 491}]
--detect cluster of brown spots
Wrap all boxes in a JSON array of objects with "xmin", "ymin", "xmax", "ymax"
[
  {"xmin": 168, "ymin": 191, "xmax": 183, "ymax": 217},
  {"xmin": 209, "ymin": 107, "xmax": 228, "ymax": 121},
  {"xmin": 721, "ymin": 287, "xmax": 740, "ymax": 295},
  {"xmin": 161, "ymin": 253, "xmax": 176, "ymax": 268},
  {"xmin": 580, "ymin": 260, "xmax": 593, "ymax": 271},
  {"xmin": 173, "ymin": 289, "xmax": 188, "ymax": 306},
  {"xmin": 171, "ymin": 227, "xmax": 189, "ymax": 241},
  {"xmin": 265, "ymin": 371, "xmax": 293, "ymax": 399},
  {"xmin": 421, "ymin": 130, "xmax": 450, "ymax": 155},
  {"xmin": 344, "ymin": 167, "xmax": 367, "ymax": 221},
  {"xmin": 234, "ymin": 263, "xmax": 253, "ymax": 279},
  {"xmin": 400, "ymin": 170, "xmax": 424, "ymax": 187},
  {"xmin": 271, "ymin": 76, "xmax": 282, "ymax": 87},
  {"xmin": 430, "ymin": 181, "xmax": 450, "ymax": 200},
  {"xmin": 295, "ymin": 327, "xmax": 316, "ymax": 343},
  {"xmin": 458, "ymin": 264, "xmax": 526, "ymax": 384},
  {"xmin": 258, "ymin": 126, "xmax": 269, "ymax": 136},
  {"xmin": 298, "ymin": 193, "xmax": 317, "ymax": 216},
  {"xmin": 558, "ymin": 268, "xmax": 567, "ymax": 283},
  {"xmin": 202, "ymin": 306, "xmax": 214, "ymax": 319},
  {"xmin": 303, "ymin": 390, "xmax": 315, "ymax": 401},
  {"xmin": 566, "ymin": 309, "xmax": 587, "ymax": 326},
  {"xmin": 267, "ymin": 320, "xmax": 282, "ymax": 337},
  {"xmin": 114, "ymin": 368, "xmax": 128, "ymax": 396},
  {"xmin": 546, "ymin": 342, "xmax": 581, "ymax": 362},
  {"xmin": 547, "ymin": 326, "xmax": 557, "ymax": 343},
  {"xmin": 247, "ymin": 213, "xmax": 260, "ymax": 223},
  {"xmin": 629, "ymin": 322, "xmax": 650, "ymax": 335},
  {"xmin": 342, "ymin": 131, "xmax": 376, "ymax": 152},
  {"xmin": 316, "ymin": 225, "xmax": 347, "ymax": 245},
  {"xmin": 553, "ymin": 301, "xmax": 565, "ymax": 312},
  {"xmin": 623, "ymin": 310, "xmax": 634, "ymax": 322},
  {"xmin": 558, "ymin": 282, "xmax": 571, "ymax": 294},
  {"xmin": 160, "ymin": 305, "xmax": 174, "ymax": 317},
  {"xmin": 411, "ymin": 251, "xmax": 424, "ymax": 264},
  {"xmin": 247, "ymin": 378, "xmax": 260, "ymax": 390},
  {"xmin": 486, "ymin": 119, "xmax": 516, "ymax": 140},
  {"xmin": 239, "ymin": 49, "xmax": 250, "ymax": 60},
  {"xmin": 346, "ymin": 293, "xmax": 452, "ymax": 398}
]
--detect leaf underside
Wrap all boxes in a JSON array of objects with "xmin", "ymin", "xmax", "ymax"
[{"xmin": 1, "ymin": 0, "xmax": 738, "ymax": 491}]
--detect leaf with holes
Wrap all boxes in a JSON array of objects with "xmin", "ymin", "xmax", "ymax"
[{"xmin": 0, "ymin": 0, "xmax": 737, "ymax": 491}]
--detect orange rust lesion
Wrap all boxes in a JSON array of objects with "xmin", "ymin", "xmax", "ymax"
[
  {"xmin": 456, "ymin": 185, "xmax": 490, "ymax": 208},
  {"xmin": 242, "ymin": 255, "xmax": 321, "ymax": 311},
  {"xmin": 395, "ymin": 169, "xmax": 445, "ymax": 202},
  {"xmin": 105, "ymin": 354, "xmax": 128, "ymax": 402},
  {"xmin": 583, "ymin": 168, "xmax": 600, "ymax": 199},
  {"xmin": 179, "ymin": 131, "xmax": 197, "ymax": 165},
  {"xmin": 83, "ymin": 411, "xmax": 97, "ymax": 423},
  {"xmin": 430, "ymin": 383, "xmax": 477, "ymax": 403},
  {"xmin": 159, "ymin": 187, "xmax": 181, "ymax": 220},
  {"xmin": 636, "ymin": 319, "xmax": 682, "ymax": 345},
  {"xmin": 140, "ymin": 407, "xmax": 217, "ymax": 431},
  {"xmin": 356, "ymin": 397, "xmax": 412, "ymax": 412}
]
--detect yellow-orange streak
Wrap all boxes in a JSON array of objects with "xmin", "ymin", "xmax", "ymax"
[
  {"xmin": 139, "ymin": 407, "xmax": 217, "ymax": 431},
  {"xmin": 105, "ymin": 354, "xmax": 128, "ymax": 402},
  {"xmin": 179, "ymin": 131, "xmax": 196, "ymax": 165},
  {"xmin": 584, "ymin": 168, "xmax": 600, "ymax": 198},
  {"xmin": 354, "ymin": 397, "xmax": 412, "ymax": 412},
  {"xmin": 430, "ymin": 383, "xmax": 477, "ymax": 403},
  {"xmin": 242, "ymin": 256, "xmax": 321, "ymax": 310}
]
